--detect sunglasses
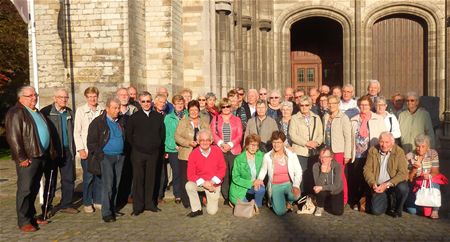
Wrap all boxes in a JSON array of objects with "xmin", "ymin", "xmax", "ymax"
[
  {"xmin": 140, "ymin": 100, "xmax": 151, "ymax": 103},
  {"xmin": 299, "ymin": 104, "xmax": 310, "ymax": 107},
  {"xmin": 238, "ymin": 93, "xmax": 245, "ymax": 96},
  {"xmin": 198, "ymin": 99, "xmax": 206, "ymax": 101},
  {"xmin": 221, "ymin": 105, "xmax": 231, "ymax": 109},
  {"xmin": 406, "ymin": 99, "xmax": 416, "ymax": 102},
  {"xmin": 269, "ymin": 97, "xmax": 280, "ymax": 99},
  {"xmin": 259, "ymin": 93, "xmax": 267, "ymax": 95}
]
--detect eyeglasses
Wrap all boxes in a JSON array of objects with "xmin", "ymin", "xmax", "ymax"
[
  {"xmin": 56, "ymin": 96, "xmax": 69, "ymax": 99},
  {"xmin": 269, "ymin": 97, "xmax": 280, "ymax": 100},
  {"xmin": 259, "ymin": 93, "xmax": 267, "ymax": 96},
  {"xmin": 23, "ymin": 93, "xmax": 39, "ymax": 98},
  {"xmin": 198, "ymin": 99, "xmax": 206, "ymax": 101},
  {"xmin": 299, "ymin": 104, "xmax": 310, "ymax": 107},
  {"xmin": 406, "ymin": 99, "xmax": 416, "ymax": 102},
  {"xmin": 140, "ymin": 100, "xmax": 151, "ymax": 103},
  {"xmin": 221, "ymin": 105, "xmax": 231, "ymax": 109}
]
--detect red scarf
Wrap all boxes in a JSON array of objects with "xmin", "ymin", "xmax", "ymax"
[{"xmin": 359, "ymin": 112, "xmax": 371, "ymax": 138}]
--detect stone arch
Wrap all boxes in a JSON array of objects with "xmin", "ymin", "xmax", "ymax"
[
  {"xmin": 273, "ymin": 4, "xmax": 354, "ymax": 90},
  {"xmin": 362, "ymin": 2, "xmax": 443, "ymax": 99}
]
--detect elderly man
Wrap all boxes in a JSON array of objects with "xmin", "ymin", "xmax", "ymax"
[
  {"xmin": 245, "ymin": 100, "xmax": 279, "ymax": 152},
  {"xmin": 366, "ymin": 79, "xmax": 381, "ymax": 111},
  {"xmin": 6, "ymin": 86, "xmax": 54, "ymax": 232},
  {"xmin": 267, "ymin": 90, "xmax": 282, "ymax": 121},
  {"xmin": 185, "ymin": 129, "xmax": 226, "ymax": 217},
  {"xmin": 156, "ymin": 86, "xmax": 174, "ymax": 113},
  {"xmin": 363, "ymin": 132, "xmax": 408, "ymax": 217},
  {"xmin": 235, "ymin": 87, "xmax": 251, "ymax": 130},
  {"xmin": 116, "ymin": 88, "xmax": 138, "ymax": 128},
  {"xmin": 87, "ymin": 97, "xmax": 125, "ymax": 222},
  {"xmin": 259, "ymin": 87, "xmax": 268, "ymax": 101},
  {"xmin": 320, "ymin": 85, "xmax": 330, "ymax": 95},
  {"xmin": 127, "ymin": 91, "xmax": 165, "ymax": 216},
  {"xmin": 127, "ymin": 86, "xmax": 140, "ymax": 109},
  {"xmin": 285, "ymin": 87, "xmax": 300, "ymax": 114},
  {"xmin": 309, "ymin": 87, "xmax": 320, "ymax": 115},
  {"xmin": 339, "ymin": 84, "xmax": 359, "ymax": 118},
  {"xmin": 246, "ymin": 88, "xmax": 258, "ymax": 117},
  {"xmin": 40, "ymin": 89, "xmax": 79, "ymax": 215},
  {"xmin": 398, "ymin": 92, "xmax": 435, "ymax": 153}
]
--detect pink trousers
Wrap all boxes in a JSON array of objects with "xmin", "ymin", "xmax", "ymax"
[{"xmin": 333, "ymin": 153, "xmax": 348, "ymax": 205}]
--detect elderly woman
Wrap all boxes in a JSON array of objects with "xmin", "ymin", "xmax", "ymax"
[
  {"xmin": 277, "ymin": 101, "xmax": 293, "ymax": 148},
  {"xmin": 375, "ymin": 96, "xmax": 401, "ymax": 144},
  {"xmin": 164, "ymin": 95, "xmax": 187, "ymax": 204},
  {"xmin": 318, "ymin": 94, "xmax": 329, "ymax": 119},
  {"xmin": 210, "ymin": 97, "xmax": 243, "ymax": 205},
  {"xmin": 406, "ymin": 134, "xmax": 444, "ymax": 219},
  {"xmin": 289, "ymin": 95, "xmax": 323, "ymax": 195},
  {"xmin": 267, "ymin": 90, "xmax": 282, "ymax": 121},
  {"xmin": 175, "ymin": 100, "xmax": 209, "ymax": 207},
  {"xmin": 254, "ymin": 131, "xmax": 302, "ymax": 215},
  {"xmin": 331, "ymin": 86, "xmax": 342, "ymax": 100},
  {"xmin": 312, "ymin": 148, "xmax": 344, "ymax": 216},
  {"xmin": 229, "ymin": 134, "xmax": 266, "ymax": 208},
  {"xmin": 200, "ymin": 92, "xmax": 219, "ymax": 123},
  {"xmin": 245, "ymin": 100, "xmax": 279, "ymax": 152},
  {"xmin": 323, "ymin": 95, "xmax": 352, "ymax": 205},
  {"xmin": 197, "ymin": 94, "xmax": 207, "ymax": 111},
  {"xmin": 349, "ymin": 96, "xmax": 386, "ymax": 211}
]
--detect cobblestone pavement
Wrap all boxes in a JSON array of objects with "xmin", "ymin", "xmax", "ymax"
[{"xmin": 0, "ymin": 152, "xmax": 449, "ymax": 242}]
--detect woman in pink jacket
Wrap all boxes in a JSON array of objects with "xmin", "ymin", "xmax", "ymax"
[{"xmin": 210, "ymin": 97, "xmax": 243, "ymax": 205}]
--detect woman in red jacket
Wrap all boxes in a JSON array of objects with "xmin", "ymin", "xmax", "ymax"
[{"xmin": 210, "ymin": 97, "xmax": 243, "ymax": 205}]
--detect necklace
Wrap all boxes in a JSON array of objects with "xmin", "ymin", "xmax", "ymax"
[{"xmin": 274, "ymin": 153, "xmax": 286, "ymax": 166}]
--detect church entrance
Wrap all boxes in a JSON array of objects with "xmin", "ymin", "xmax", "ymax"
[{"xmin": 290, "ymin": 17, "xmax": 343, "ymax": 91}]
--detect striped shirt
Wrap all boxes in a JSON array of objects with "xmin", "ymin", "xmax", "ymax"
[
  {"xmin": 222, "ymin": 122, "xmax": 231, "ymax": 143},
  {"xmin": 406, "ymin": 149, "xmax": 439, "ymax": 176}
]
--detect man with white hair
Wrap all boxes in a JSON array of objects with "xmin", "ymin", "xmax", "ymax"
[
  {"xmin": 398, "ymin": 91, "xmax": 435, "ymax": 153},
  {"xmin": 41, "ymin": 89, "xmax": 79, "ymax": 215},
  {"xmin": 6, "ymin": 86, "xmax": 54, "ymax": 232},
  {"xmin": 156, "ymin": 86, "xmax": 174, "ymax": 113},
  {"xmin": 366, "ymin": 79, "xmax": 381, "ymax": 111},
  {"xmin": 127, "ymin": 86, "xmax": 140, "ymax": 109},
  {"xmin": 339, "ymin": 84, "xmax": 359, "ymax": 118},
  {"xmin": 116, "ymin": 88, "xmax": 138, "ymax": 128},
  {"xmin": 320, "ymin": 85, "xmax": 330, "ymax": 95},
  {"xmin": 363, "ymin": 132, "xmax": 408, "ymax": 217}
]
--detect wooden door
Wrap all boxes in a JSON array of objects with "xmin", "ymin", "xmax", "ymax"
[{"xmin": 291, "ymin": 51, "xmax": 322, "ymax": 91}]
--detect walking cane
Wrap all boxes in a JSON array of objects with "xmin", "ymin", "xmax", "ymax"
[{"xmin": 43, "ymin": 169, "xmax": 54, "ymax": 221}]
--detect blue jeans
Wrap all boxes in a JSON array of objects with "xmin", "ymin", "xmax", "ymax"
[
  {"xmin": 243, "ymin": 186, "xmax": 266, "ymax": 208},
  {"xmin": 81, "ymin": 159, "xmax": 102, "ymax": 206},
  {"xmin": 271, "ymin": 182, "xmax": 300, "ymax": 216},
  {"xmin": 371, "ymin": 181, "xmax": 409, "ymax": 215},
  {"xmin": 101, "ymin": 154, "xmax": 124, "ymax": 217},
  {"xmin": 167, "ymin": 152, "xmax": 181, "ymax": 198}
]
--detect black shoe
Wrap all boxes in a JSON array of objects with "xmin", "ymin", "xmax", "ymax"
[
  {"xmin": 130, "ymin": 210, "xmax": 143, "ymax": 216},
  {"xmin": 103, "ymin": 215, "xmax": 116, "ymax": 223},
  {"xmin": 387, "ymin": 210, "xmax": 402, "ymax": 218},
  {"xmin": 187, "ymin": 210, "xmax": 203, "ymax": 217},
  {"xmin": 223, "ymin": 199, "xmax": 229, "ymax": 205},
  {"xmin": 115, "ymin": 211, "xmax": 125, "ymax": 217},
  {"xmin": 147, "ymin": 207, "xmax": 161, "ymax": 212}
]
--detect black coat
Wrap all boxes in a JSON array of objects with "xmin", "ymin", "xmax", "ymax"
[{"xmin": 126, "ymin": 110, "xmax": 165, "ymax": 155}]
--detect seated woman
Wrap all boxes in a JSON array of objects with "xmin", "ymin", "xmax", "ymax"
[
  {"xmin": 229, "ymin": 134, "xmax": 266, "ymax": 208},
  {"xmin": 406, "ymin": 134, "xmax": 444, "ymax": 219},
  {"xmin": 254, "ymin": 131, "xmax": 302, "ymax": 216},
  {"xmin": 312, "ymin": 148, "xmax": 344, "ymax": 216}
]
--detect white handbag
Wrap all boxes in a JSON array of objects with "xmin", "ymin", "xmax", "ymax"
[{"xmin": 415, "ymin": 179, "xmax": 441, "ymax": 207}]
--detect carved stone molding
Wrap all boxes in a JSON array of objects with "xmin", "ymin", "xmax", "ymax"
[
  {"xmin": 215, "ymin": 0, "xmax": 232, "ymax": 15},
  {"xmin": 242, "ymin": 15, "xmax": 252, "ymax": 30},
  {"xmin": 259, "ymin": 19, "xmax": 272, "ymax": 32}
]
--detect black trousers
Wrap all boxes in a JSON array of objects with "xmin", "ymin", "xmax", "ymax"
[
  {"xmin": 316, "ymin": 191, "xmax": 344, "ymax": 215},
  {"xmin": 42, "ymin": 148, "xmax": 75, "ymax": 212},
  {"xmin": 347, "ymin": 158, "xmax": 370, "ymax": 206},
  {"xmin": 131, "ymin": 150, "xmax": 159, "ymax": 212},
  {"xmin": 16, "ymin": 155, "xmax": 47, "ymax": 227},
  {"xmin": 178, "ymin": 159, "xmax": 190, "ymax": 208},
  {"xmin": 221, "ymin": 152, "xmax": 236, "ymax": 201}
]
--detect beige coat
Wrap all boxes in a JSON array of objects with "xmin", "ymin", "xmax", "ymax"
[
  {"xmin": 323, "ymin": 111, "xmax": 352, "ymax": 159},
  {"xmin": 350, "ymin": 112, "xmax": 386, "ymax": 162},
  {"xmin": 73, "ymin": 103, "xmax": 105, "ymax": 153},
  {"xmin": 289, "ymin": 112, "xmax": 323, "ymax": 157},
  {"xmin": 174, "ymin": 117, "xmax": 209, "ymax": 161}
]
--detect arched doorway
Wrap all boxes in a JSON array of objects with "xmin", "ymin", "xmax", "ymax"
[
  {"xmin": 290, "ymin": 17, "xmax": 343, "ymax": 91},
  {"xmin": 371, "ymin": 13, "xmax": 428, "ymax": 97}
]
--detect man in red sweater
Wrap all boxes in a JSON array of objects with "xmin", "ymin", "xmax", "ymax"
[{"xmin": 185, "ymin": 129, "xmax": 226, "ymax": 217}]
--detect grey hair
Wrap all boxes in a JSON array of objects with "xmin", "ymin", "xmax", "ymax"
[
  {"xmin": 414, "ymin": 134, "xmax": 430, "ymax": 147},
  {"xmin": 196, "ymin": 128, "xmax": 213, "ymax": 142},
  {"xmin": 379, "ymin": 131, "xmax": 395, "ymax": 143},
  {"xmin": 138, "ymin": 91, "xmax": 152, "ymax": 99},
  {"xmin": 105, "ymin": 97, "xmax": 121, "ymax": 108},
  {"xmin": 116, "ymin": 87, "xmax": 128, "ymax": 95},
  {"xmin": 405, "ymin": 91, "xmax": 419, "ymax": 101},
  {"xmin": 368, "ymin": 79, "xmax": 380, "ymax": 88},
  {"xmin": 327, "ymin": 95, "xmax": 340, "ymax": 103},
  {"xmin": 299, "ymin": 95, "xmax": 312, "ymax": 105},
  {"xmin": 375, "ymin": 96, "xmax": 387, "ymax": 105},
  {"xmin": 280, "ymin": 101, "xmax": 293, "ymax": 110},
  {"xmin": 17, "ymin": 86, "xmax": 35, "ymax": 98},
  {"xmin": 54, "ymin": 88, "xmax": 68, "ymax": 96},
  {"xmin": 205, "ymin": 92, "xmax": 216, "ymax": 100},
  {"xmin": 256, "ymin": 99, "xmax": 267, "ymax": 107},
  {"xmin": 248, "ymin": 88, "xmax": 258, "ymax": 96},
  {"xmin": 342, "ymin": 83, "xmax": 354, "ymax": 91},
  {"xmin": 154, "ymin": 93, "xmax": 167, "ymax": 102}
]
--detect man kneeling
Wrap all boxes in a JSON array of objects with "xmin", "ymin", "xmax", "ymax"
[
  {"xmin": 363, "ymin": 132, "xmax": 409, "ymax": 217},
  {"xmin": 185, "ymin": 129, "xmax": 226, "ymax": 217}
]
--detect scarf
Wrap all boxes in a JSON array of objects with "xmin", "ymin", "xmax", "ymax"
[
  {"xmin": 175, "ymin": 110, "xmax": 184, "ymax": 120},
  {"xmin": 359, "ymin": 112, "xmax": 371, "ymax": 138}
]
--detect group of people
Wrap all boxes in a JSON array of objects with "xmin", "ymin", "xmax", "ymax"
[{"xmin": 5, "ymin": 79, "xmax": 445, "ymax": 233}]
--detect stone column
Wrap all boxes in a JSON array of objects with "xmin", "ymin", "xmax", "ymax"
[
  {"xmin": 215, "ymin": 0, "xmax": 232, "ymax": 97},
  {"xmin": 442, "ymin": 1, "xmax": 450, "ymax": 148},
  {"xmin": 242, "ymin": 15, "xmax": 252, "ymax": 88},
  {"xmin": 259, "ymin": 19, "xmax": 272, "ymax": 89}
]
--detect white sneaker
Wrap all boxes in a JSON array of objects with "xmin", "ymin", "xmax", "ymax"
[
  {"xmin": 93, "ymin": 203, "xmax": 102, "ymax": 210},
  {"xmin": 84, "ymin": 205, "xmax": 94, "ymax": 213},
  {"xmin": 314, "ymin": 207, "xmax": 324, "ymax": 217}
]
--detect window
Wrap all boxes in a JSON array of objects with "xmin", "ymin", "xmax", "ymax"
[
  {"xmin": 307, "ymin": 68, "xmax": 314, "ymax": 82},
  {"xmin": 297, "ymin": 68, "xmax": 304, "ymax": 83}
]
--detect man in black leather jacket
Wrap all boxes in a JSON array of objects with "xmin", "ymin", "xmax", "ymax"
[{"xmin": 5, "ymin": 86, "xmax": 54, "ymax": 232}]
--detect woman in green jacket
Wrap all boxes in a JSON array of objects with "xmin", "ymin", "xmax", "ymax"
[{"xmin": 229, "ymin": 134, "xmax": 266, "ymax": 207}]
